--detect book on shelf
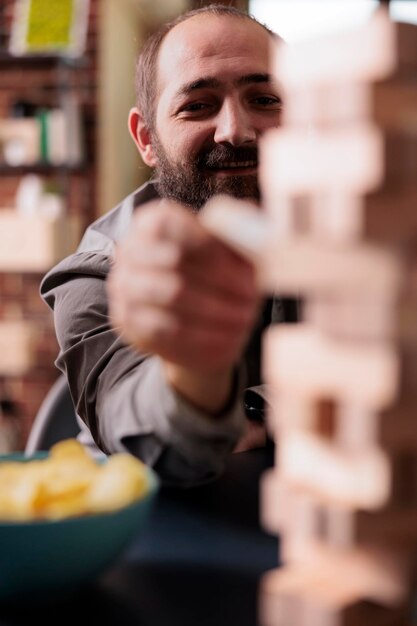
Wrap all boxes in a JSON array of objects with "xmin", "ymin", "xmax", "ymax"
[{"xmin": 0, "ymin": 96, "xmax": 84, "ymax": 167}]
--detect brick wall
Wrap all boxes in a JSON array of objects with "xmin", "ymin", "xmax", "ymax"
[{"xmin": 0, "ymin": 0, "xmax": 99, "ymax": 447}]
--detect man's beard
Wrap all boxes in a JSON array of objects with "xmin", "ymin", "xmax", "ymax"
[{"xmin": 152, "ymin": 137, "xmax": 260, "ymax": 212}]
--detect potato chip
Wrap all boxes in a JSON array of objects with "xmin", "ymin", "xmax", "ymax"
[
  {"xmin": 0, "ymin": 440, "xmax": 150, "ymax": 521},
  {"xmin": 87, "ymin": 454, "xmax": 149, "ymax": 513},
  {"xmin": 49, "ymin": 438, "xmax": 91, "ymax": 460}
]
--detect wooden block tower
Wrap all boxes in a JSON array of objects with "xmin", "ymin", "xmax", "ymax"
[{"xmin": 203, "ymin": 7, "xmax": 417, "ymax": 625}]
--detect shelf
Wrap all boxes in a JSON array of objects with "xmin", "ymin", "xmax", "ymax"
[
  {"xmin": 0, "ymin": 163, "xmax": 89, "ymax": 175},
  {"xmin": 0, "ymin": 51, "xmax": 88, "ymax": 69}
]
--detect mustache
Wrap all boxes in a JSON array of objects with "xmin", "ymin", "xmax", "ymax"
[{"xmin": 197, "ymin": 144, "xmax": 258, "ymax": 169}]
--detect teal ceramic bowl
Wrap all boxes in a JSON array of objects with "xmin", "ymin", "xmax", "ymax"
[{"xmin": 0, "ymin": 453, "xmax": 159, "ymax": 603}]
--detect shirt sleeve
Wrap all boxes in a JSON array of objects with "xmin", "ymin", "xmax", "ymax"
[{"xmin": 41, "ymin": 252, "xmax": 246, "ymax": 487}]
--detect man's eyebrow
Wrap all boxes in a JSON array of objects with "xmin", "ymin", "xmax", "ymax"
[
  {"xmin": 175, "ymin": 73, "xmax": 273, "ymax": 99},
  {"xmin": 237, "ymin": 73, "xmax": 272, "ymax": 86},
  {"xmin": 177, "ymin": 77, "xmax": 222, "ymax": 97}
]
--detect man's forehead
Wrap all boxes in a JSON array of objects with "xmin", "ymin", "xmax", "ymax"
[{"xmin": 156, "ymin": 14, "xmax": 271, "ymax": 92}]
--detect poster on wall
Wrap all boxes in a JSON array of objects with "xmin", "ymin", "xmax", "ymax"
[{"xmin": 9, "ymin": 0, "xmax": 90, "ymax": 57}]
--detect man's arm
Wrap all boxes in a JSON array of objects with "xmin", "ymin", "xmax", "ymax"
[{"xmin": 41, "ymin": 200, "xmax": 260, "ymax": 487}]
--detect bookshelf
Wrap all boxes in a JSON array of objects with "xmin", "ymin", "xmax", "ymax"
[{"xmin": 0, "ymin": 0, "xmax": 98, "ymax": 449}]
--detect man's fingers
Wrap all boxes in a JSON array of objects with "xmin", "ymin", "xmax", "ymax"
[
  {"xmin": 109, "ymin": 302, "xmax": 250, "ymax": 371},
  {"xmin": 109, "ymin": 262, "xmax": 258, "ymax": 330},
  {"xmin": 110, "ymin": 301, "xmax": 180, "ymax": 349},
  {"xmin": 184, "ymin": 240, "xmax": 258, "ymax": 301},
  {"xmin": 119, "ymin": 204, "xmax": 258, "ymax": 302},
  {"xmin": 121, "ymin": 238, "xmax": 182, "ymax": 271}
]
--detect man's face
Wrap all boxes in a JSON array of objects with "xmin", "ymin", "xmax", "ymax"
[{"xmin": 151, "ymin": 14, "xmax": 282, "ymax": 210}]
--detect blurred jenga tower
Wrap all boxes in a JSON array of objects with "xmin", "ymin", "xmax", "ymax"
[
  {"xmin": 260, "ymin": 9, "xmax": 417, "ymax": 625},
  {"xmin": 202, "ymin": 7, "xmax": 417, "ymax": 626}
]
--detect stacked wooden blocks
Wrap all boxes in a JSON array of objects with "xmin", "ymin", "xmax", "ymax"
[
  {"xmin": 203, "ymin": 8, "xmax": 417, "ymax": 626},
  {"xmin": 260, "ymin": 9, "xmax": 417, "ymax": 626}
]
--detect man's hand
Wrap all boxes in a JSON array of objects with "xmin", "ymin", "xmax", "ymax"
[{"xmin": 107, "ymin": 200, "xmax": 260, "ymax": 414}]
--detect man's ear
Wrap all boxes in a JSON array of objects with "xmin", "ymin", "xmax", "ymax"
[{"xmin": 128, "ymin": 107, "xmax": 157, "ymax": 167}]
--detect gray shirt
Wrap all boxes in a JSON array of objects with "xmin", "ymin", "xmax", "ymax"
[{"xmin": 41, "ymin": 183, "xmax": 291, "ymax": 486}]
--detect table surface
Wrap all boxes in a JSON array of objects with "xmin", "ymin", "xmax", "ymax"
[{"xmin": 0, "ymin": 447, "xmax": 280, "ymax": 626}]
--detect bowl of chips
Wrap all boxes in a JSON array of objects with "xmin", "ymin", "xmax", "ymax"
[{"xmin": 0, "ymin": 439, "xmax": 159, "ymax": 602}]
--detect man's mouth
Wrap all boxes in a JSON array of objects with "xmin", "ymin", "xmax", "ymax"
[{"xmin": 206, "ymin": 160, "xmax": 258, "ymax": 173}]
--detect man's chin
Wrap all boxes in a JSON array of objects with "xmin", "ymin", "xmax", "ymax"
[{"xmin": 210, "ymin": 173, "xmax": 260, "ymax": 202}]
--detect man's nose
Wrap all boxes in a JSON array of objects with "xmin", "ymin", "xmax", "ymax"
[{"xmin": 214, "ymin": 100, "xmax": 257, "ymax": 146}]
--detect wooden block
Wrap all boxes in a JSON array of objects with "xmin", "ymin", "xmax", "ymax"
[
  {"xmin": 202, "ymin": 195, "xmax": 402, "ymax": 297},
  {"xmin": 259, "ymin": 469, "xmax": 284, "ymax": 535},
  {"xmin": 256, "ymin": 237, "xmax": 403, "ymax": 298},
  {"xmin": 267, "ymin": 394, "xmax": 391, "ymax": 461},
  {"xmin": 305, "ymin": 295, "xmax": 393, "ymax": 342},
  {"xmin": 308, "ymin": 189, "xmax": 417, "ymax": 247},
  {"xmin": 307, "ymin": 193, "xmax": 367, "ymax": 244},
  {"xmin": 324, "ymin": 504, "xmax": 372, "ymax": 549},
  {"xmin": 0, "ymin": 210, "xmax": 81, "ymax": 272},
  {"xmin": 306, "ymin": 288, "xmax": 417, "ymax": 350},
  {"xmin": 267, "ymin": 393, "xmax": 376, "ymax": 451},
  {"xmin": 283, "ymin": 540, "xmax": 409, "ymax": 605},
  {"xmin": 335, "ymin": 403, "xmax": 383, "ymax": 451},
  {"xmin": 272, "ymin": 10, "xmax": 417, "ymax": 90},
  {"xmin": 326, "ymin": 503, "xmax": 417, "ymax": 551},
  {"xmin": 263, "ymin": 325, "xmax": 399, "ymax": 410},
  {"xmin": 264, "ymin": 467, "xmax": 417, "ymax": 552},
  {"xmin": 260, "ymin": 566, "xmax": 362, "ymax": 626},
  {"xmin": 261, "ymin": 125, "xmax": 382, "ymax": 198},
  {"xmin": 260, "ymin": 567, "xmax": 316, "ymax": 626},
  {"xmin": 201, "ymin": 194, "xmax": 272, "ymax": 263},
  {"xmin": 305, "ymin": 292, "xmax": 408, "ymax": 343},
  {"xmin": 260, "ymin": 469, "xmax": 323, "ymax": 537},
  {"xmin": 0, "ymin": 320, "xmax": 36, "ymax": 375},
  {"xmin": 260, "ymin": 561, "xmax": 410, "ymax": 626},
  {"xmin": 267, "ymin": 394, "xmax": 383, "ymax": 449},
  {"xmin": 334, "ymin": 402, "xmax": 417, "ymax": 453},
  {"xmin": 277, "ymin": 428, "xmax": 417, "ymax": 512},
  {"xmin": 260, "ymin": 189, "xmax": 417, "ymax": 247},
  {"xmin": 264, "ymin": 478, "xmax": 355, "ymax": 551},
  {"xmin": 265, "ymin": 391, "xmax": 314, "ymax": 438},
  {"xmin": 265, "ymin": 474, "xmax": 417, "ymax": 549},
  {"xmin": 258, "ymin": 568, "xmax": 411, "ymax": 626},
  {"xmin": 278, "ymin": 429, "xmax": 390, "ymax": 509},
  {"xmin": 282, "ymin": 79, "xmax": 417, "ymax": 131},
  {"xmin": 267, "ymin": 392, "xmax": 415, "ymax": 455},
  {"xmin": 260, "ymin": 127, "xmax": 417, "ymax": 199}
]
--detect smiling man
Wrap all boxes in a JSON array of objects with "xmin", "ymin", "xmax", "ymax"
[
  {"xmin": 130, "ymin": 7, "xmax": 282, "ymax": 209},
  {"xmin": 41, "ymin": 5, "xmax": 294, "ymax": 487}
]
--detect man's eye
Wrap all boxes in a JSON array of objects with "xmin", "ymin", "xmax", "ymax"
[
  {"xmin": 182, "ymin": 102, "xmax": 210, "ymax": 112},
  {"xmin": 252, "ymin": 96, "xmax": 282, "ymax": 108}
]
